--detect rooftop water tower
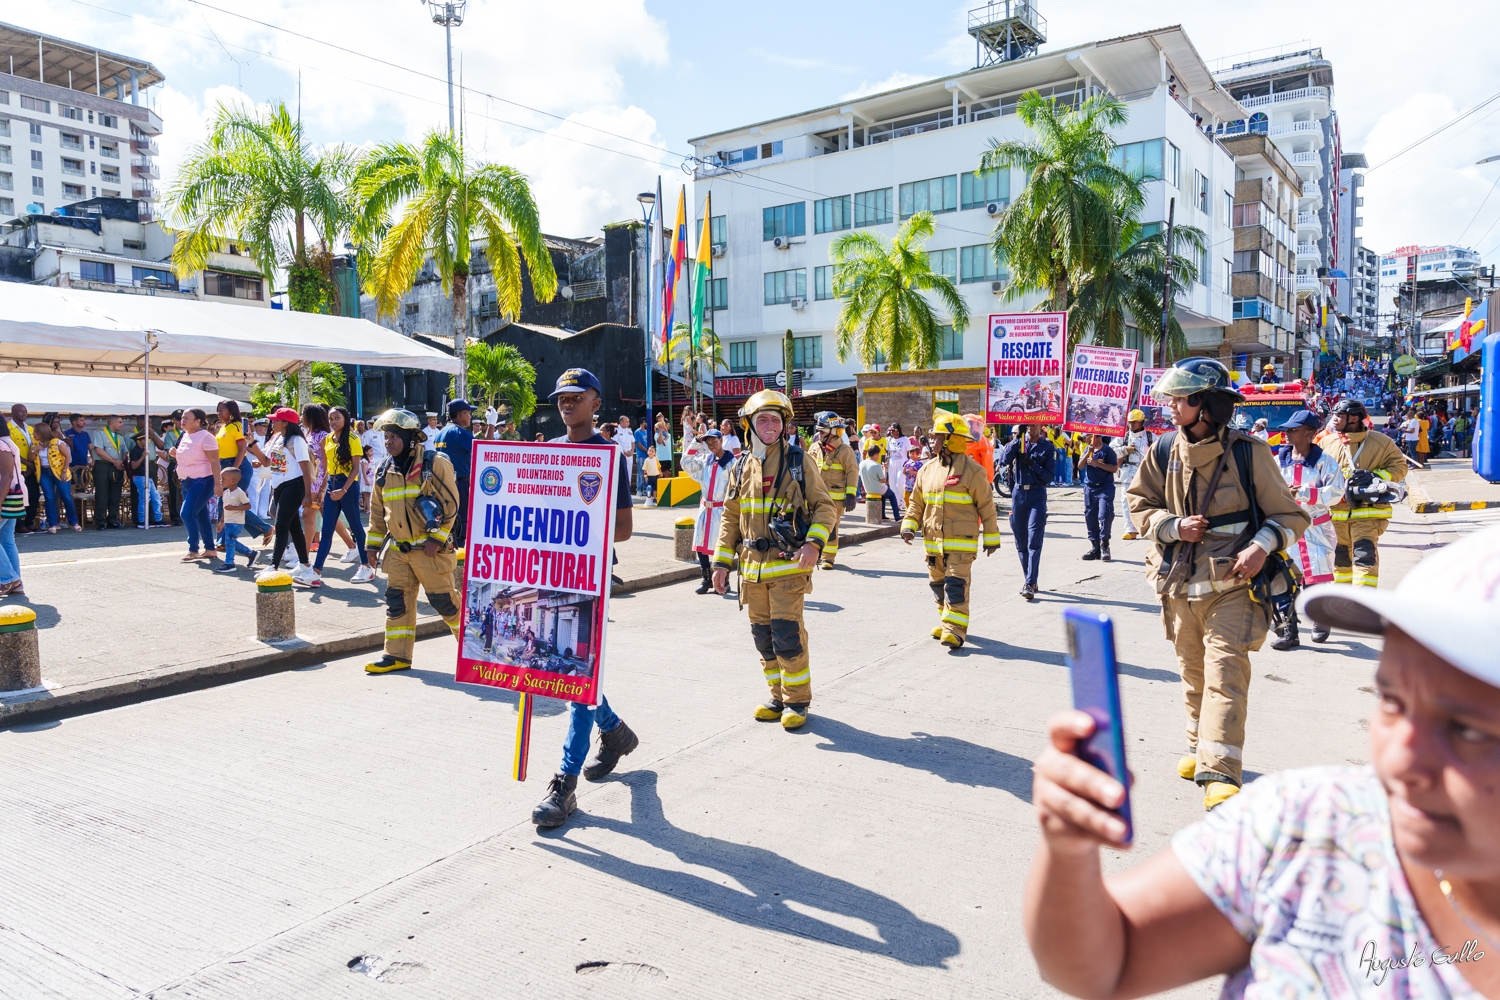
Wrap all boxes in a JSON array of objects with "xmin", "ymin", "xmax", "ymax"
[{"xmin": 967, "ymin": 1, "xmax": 1047, "ymax": 67}]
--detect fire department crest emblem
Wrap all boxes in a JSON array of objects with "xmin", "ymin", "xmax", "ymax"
[{"xmin": 578, "ymin": 471, "xmax": 603, "ymax": 504}]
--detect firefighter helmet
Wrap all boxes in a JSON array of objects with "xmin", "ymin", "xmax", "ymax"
[
  {"xmin": 372, "ymin": 408, "xmax": 422, "ymax": 432},
  {"xmin": 1151, "ymin": 357, "xmax": 1244, "ymax": 403},
  {"xmin": 743, "ymin": 389, "xmax": 794, "ymax": 422},
  {"xmin": 1128, "ymin": 408, "xmax": 1147, "ymax": 423},
  {"xmin": 931, "ymin": 411, "xmax": 974, "ymax": 442}
]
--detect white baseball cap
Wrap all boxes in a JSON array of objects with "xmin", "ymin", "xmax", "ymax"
[{"xmin": 1298, "ymin": 523, "xmax": 1500, "ymax": 687}]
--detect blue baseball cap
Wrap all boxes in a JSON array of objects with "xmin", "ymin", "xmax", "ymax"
[
  {"xmin": 1278, "ymin": 409, "xmax": 1322, "ymax": 431},
  {"xmin": 549, "ymin": 368, "xmax": 603, "ymax": 398},
  {"xmin": 447, "ymin": 399, "xmax": 474, "ymax": 418},
  {"xmin": 702, "ymin": 428, "xmax": 723, "ymax": 439}
]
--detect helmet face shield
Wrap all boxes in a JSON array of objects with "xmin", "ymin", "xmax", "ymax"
[
  {"xmin": 1151, "ymin": 366, "xmax": 1222, "ymax": 401},
  {"xmin": 372, "ymin": 407, "xmax": 421, "ymax": 432}
]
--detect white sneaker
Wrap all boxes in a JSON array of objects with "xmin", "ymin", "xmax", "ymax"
[
  {"xmin": 339, "ymin": 549, "xmax": 360, "ymax": 564},
  {"xmin": 293, "ymin": 567, "xmax": 321, "ymax": 588},
  {"xmin": 351, "ymin": 565, "xmax": 377, "ymax": 584},
  {"xmin": 281, "ymin": 553, "xmax": 297, "ymax": 569}
]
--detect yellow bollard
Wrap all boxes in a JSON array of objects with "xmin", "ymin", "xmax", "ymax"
[
  {"xmin": 674, "ymin": 517, "xmax": 697, "ymax": 561},
  {"xmin": 255, "ymin": 570, "xmax": 297, "ymax": 642},
  {"xmin": 0, "ymin": 606, "xmax": 41, "ymax": 692}
]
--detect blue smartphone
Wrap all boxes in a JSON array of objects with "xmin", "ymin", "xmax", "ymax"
[{"xmin": 1063, "ymin": 608, "xmax": 1133, "ymax": 846}]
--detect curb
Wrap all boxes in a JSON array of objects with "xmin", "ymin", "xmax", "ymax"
[
  {"xmin": 1405, "ymin": 470, "xmax": 1500, "ymax": 514},
  {"xmin": 1, "ymin": 525, "xmax": 905, "ymax": 727}
]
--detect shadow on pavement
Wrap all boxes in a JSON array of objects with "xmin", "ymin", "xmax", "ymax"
[
  {"xmin": 803, "ymin": 716, "xmax": 1033, "ymax": 801},
  {"xmin": 394, "ymin": 666, "xmax": 569, "ymax": 716},
  {"xmin": 0, "ymin": 597, "xmax": 60, "ymax": 628},
  {"xmin": 535, "ymin": 770, "xmax": 960, "ymax": 968},
  {"xmin": 833, "ymin": 566, "xmax": 930, "ymax": 580}
]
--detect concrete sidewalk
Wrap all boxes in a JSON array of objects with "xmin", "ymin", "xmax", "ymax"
[
  {"xmin": 0, "ymin": 502, "xmax": 897, "ymax": 726},
  {"xmin": 1405, "ymin": 457, "xmax": 1500, "ymax": 513}
]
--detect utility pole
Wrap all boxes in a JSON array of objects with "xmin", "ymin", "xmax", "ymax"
[
  {"xmin": 1159, "ymin": 197, "xmax": 1176, "ymax": 363},
  {"xmin": 421, "ymin": 1, "xmax": 466, "ymax": 134}
]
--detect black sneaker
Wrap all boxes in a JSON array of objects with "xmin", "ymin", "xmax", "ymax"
[
  {"xmin": 582, "ymin": 720, "xmax": 639, "ymax": 781},
  {"xmin": 1021, "ymin": 583, "xmax": 1035, "ymax": 601},
  {"xmin": 1081, "ymin": 548, "xmax": 1100, "ymax": 561},
  {"xmin": 532, "ymin": 772, "xmax": 578, "ymax": 828}
]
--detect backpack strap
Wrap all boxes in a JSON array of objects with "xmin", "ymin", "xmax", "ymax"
[{"xmin": 1153, "ymin": 430, "xmax": 1177, "ymax": 472}]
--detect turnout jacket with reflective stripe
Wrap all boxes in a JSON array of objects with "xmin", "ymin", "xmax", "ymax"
[
  {"xmin": 366, "ymin": 447, "xmax": 460, "ymax": 550},
  {"xmin": 901, "ymin": 454, "xmax": 1002, "ymax": 555},
  {"xmin": 713, "ymin": 441, "xmax": 837, "ymax": 582},
  {"xmin": 808, "ymin": 437, "xmax": 859, "ymax": 499},
  {"xmin": 1322, "ymin": 430, "xmax": 1408, "ymax": 521},
  {"xmin": 1127, "ymin": 428, "xmax": 1309, "ymax": 598}
]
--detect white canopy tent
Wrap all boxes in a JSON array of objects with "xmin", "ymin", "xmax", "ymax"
[
  {"xmin": 0, "ymin": 373, "xmax": 237, "ymax": 417},
  {"xmin": 0, "ymin": 282, "xmax": 460, "ymax": 384}
]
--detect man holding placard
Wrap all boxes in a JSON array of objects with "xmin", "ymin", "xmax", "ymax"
[{"xmin": 530, "ymin": 368, "xmax": 638, "ymax": 829}]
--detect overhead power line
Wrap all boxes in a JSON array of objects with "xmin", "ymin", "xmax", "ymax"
[{"xmin": 1367, "ymin": 88, "xmax": 1500, "ymax": 172}]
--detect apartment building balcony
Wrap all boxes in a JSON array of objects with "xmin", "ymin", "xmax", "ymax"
[
  {"xmin": 1296, "ymin": 211, "xmax": 1321, "ymax": 234},
  {"xmin": 61, "ymin": 164, "xmax": 86, "ymax": 178},
  {"xmin": 1296, "ymin": 273, "xmax": 1319, "ymax": 293},
  {"xmin": 60, "ymin": 136, "xmax": 84, "ymax": 153},
  {"xmin": 131, "ymin": 159, "xmax": 159, "ymax": 179},
  {"xmin": 1239, "ymin": 86, "xmax": 1330, "ymax": 117},
  {"xmin": 1227, "ymin": 317, "xmax": 1294, "ymax": 354},
  {"xmin": 132, "ymin": 183, "xmax": 157, "ymax": 200},
  {"xmin": 1296, "ymin": 242, "xmax": 1321, "ymax": 259},
  {"xmin": 130, "ymin": 137, "xmax": 159, "ymax": 156},
  {"xmin": 1268, "ymin": 120, "xmax": 1324, "ymax": 148},
  {"xmin": 1290, "ymin": 151, "xmax": 1323, "ymax": 180}
]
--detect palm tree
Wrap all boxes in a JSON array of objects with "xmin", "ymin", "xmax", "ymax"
[
  {"xmin": 465, "ymin": 341, "xmax": 538, "ymax": 422},
  {"xmin": 980, "ymin": 92, "xmax": 1139, "ymax": 317},
  {"xmin": 667, "ymin": 321, "xmax": 726, "ymax": 413},
  {"xmin": 1070, "ymin": 211, "xmax": 1207, "ymax": 362},
  {"xmin": 249, "ymin": 362, "xmax": 347, "ymax": 415},
  {"xmin": 165, "ymin": 101, "xmax": 357, "ymax": 314},
  {"xmin": 829, "ymin": 211, "xmax": 968, "ymax": 371},
  {"xmin": 353, "ymin": 129, "xmax": 557, "ymax": 399}
]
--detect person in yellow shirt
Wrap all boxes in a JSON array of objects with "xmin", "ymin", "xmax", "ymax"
[
  {"xmin": 9, "ymin": 403, "xmax": 39, "ymax": 532},
  {"xmin": 296, "ymin": 405, "xmax": 375, "ymax": 587}
]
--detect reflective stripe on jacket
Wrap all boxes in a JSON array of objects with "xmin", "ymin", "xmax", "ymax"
[
  {"xmin": 713, "ymin": 442, "xmax": 837, "ymax": 583},
  {"xmin": 901, "ymin": 453, "xmax": 1002, "ymax": 554}
]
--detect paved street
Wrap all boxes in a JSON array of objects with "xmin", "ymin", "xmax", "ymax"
[{"xmin": 2, "ymin": 495, "xmax": 1479, "ymax": 998}]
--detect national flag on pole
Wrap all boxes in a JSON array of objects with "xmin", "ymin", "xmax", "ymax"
[
  {"xmin": 691, "ymin": 192, "xmax": 712, "ymax": 350},
  {"xmin": 660, "ymin": 187, "xmax": 687, "ymax": 359}
]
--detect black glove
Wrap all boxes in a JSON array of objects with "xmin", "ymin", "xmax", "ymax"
[
  {"xmin": 1348, "ymin": 469, "xmax": 1374, "ymax": 489},
  {"xmin": 843, "ymin": 497, "xmax": 856, "ymax": 513}
]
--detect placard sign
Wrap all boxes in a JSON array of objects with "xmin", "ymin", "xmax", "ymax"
[
  {"xmin": 455, "ymin": 440, "xmax": 619, "ymax": 707},
  {"xmin": 985, "ymin": 311, "xmax": 1066, "ymax": 424},
  {"xmin": 1064, "ymin": 347, "xmax": 1139, "ymax": 436},
  {"xmin": 1135, "ymin": 368, "xmax": 1174, "ymax": 433}
]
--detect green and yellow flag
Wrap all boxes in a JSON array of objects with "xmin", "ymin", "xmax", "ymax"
[{"xmin": 691, "ymin": 192, "xmax": 712, "ymax": 349}]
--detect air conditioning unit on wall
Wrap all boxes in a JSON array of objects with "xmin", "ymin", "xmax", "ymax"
[
  {"xmin": 991, "ymin": 280, "xmax": 1005, "ymax": 294},
  {"xmin": 712, "ymin": 243, "xmax": 726, "ymax": 258},
  {"xmin": 790, "ymin": 297, "xmax": 806, "ymax": 310},
  {"xmin": 986, "ymin": 202, "xmax": 1004, "ymax": 216},
  {"xmin": 772, "ymin": 236, "xmax": 790, "ymax": 249}
]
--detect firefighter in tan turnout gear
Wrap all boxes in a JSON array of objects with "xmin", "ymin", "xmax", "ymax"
[
  {"xmin": 363, "ymin": 408, "xmax": 464, "ymax": 674},
  {"xmin": 1321, "ymin": 398, "xmax": 1408, "ymax": 591},
  {"xmin": 711, "ymin": 390, "xmax": 838, "ymax": 730},
  {"xmin": 806, "ymin": 410, "xmax": 858, "ymax": 569},
  {"xmin": 901, "ymin": 412, "xmax": 1003, "ymax": 650},
  {"xmin": 1126, "ymin": 358, "xmax": 1309, "ymax": 810}
]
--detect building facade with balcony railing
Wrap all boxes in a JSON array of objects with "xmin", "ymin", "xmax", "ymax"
[
  {"xmin": 0, "ymin": 26, "xmax": 164, "ymax": 223},
  {"xmin": 688, "ymin": 25, "xmax": 1244, "ymax": 396}
]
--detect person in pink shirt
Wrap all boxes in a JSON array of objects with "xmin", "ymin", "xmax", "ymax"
[{"xmin": 170, "ymin": 407, "xmax": 221, "ymax": 560}]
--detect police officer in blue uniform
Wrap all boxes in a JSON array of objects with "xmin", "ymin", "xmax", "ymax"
[{"xmin": 999, "ymin": 423, "xmax": 1056, "ymax": 601}]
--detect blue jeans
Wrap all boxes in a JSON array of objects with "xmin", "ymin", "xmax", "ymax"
[
  {"xmin": 220, "ymin": 457, "xmax": 270, "ymax": 537},
  {"xmin": 0, "ymin": 517, "xmax": 18, "ymax": 583},
  {"xmin": 133, "ymin": 475, "xmax": 163, "ymax": 524},
  {"xmin": 561, "ymin": 695, "xmax": 619, "ymax": 776},
  {"xmin": 180, "ymin": 475, "xmax": 216, "ymax": 553},
  {"xmin": 1083, "ymin": 483, "xmax": 1115, "ymax": 547},
  {"xmin": 313, "ymin": 474, "xmax": 367, "ymax": 570},
  {"xmin": 220, "ymin": 523, "xmax": 255, "ymax": 566},
  {"xmin": 41, "ymin": 469, "xmax": 78, "ymax": 528}
]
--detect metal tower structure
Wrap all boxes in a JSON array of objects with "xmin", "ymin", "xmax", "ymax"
[
  {"xmin": 967, "ymin": 2, "xmax": 1047, "ymax": 67},
  {"xmin": 420, "ymin": 0, "xmax": 467, "ymax": 135}
]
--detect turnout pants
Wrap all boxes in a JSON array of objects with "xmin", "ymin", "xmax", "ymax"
[
  {"xmin": 1334, "ymin": 516, "xmax": 1386, "ymax": 587},
  {"xmin": 821, "ymin": 519, "xmax": 841, "ymax": 564},
  {"xmin": 1163, "ymin": 586, "xmax": 1268, "ymax": 787},
  {"xmin": 927, "ymin": 552, "xmax": 975, "ymax": 641},
  {"xmin": 382, "ymin": 547, "xmax": 462, "ymax": 660},
  {"xmin": 744, "ymin": 575, "xmax": 812, "ymax": 706},
  {"xmin": 1009, "ymin": 491, "xmax": 1046, "ymax": 588}
]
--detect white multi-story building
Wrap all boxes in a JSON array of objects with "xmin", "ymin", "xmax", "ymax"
[
  {"xmin": 0, "ymin": 23, "xmax": 163, "ymax": 222},
  {"xmin": 686, "ymin": 20, "xmax": 1245, "ymax": 397}
]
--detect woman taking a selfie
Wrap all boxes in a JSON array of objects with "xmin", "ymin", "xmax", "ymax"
[{"xmin": 1026, "ymin": 524, "xmax": 1500, "ymax": 999}]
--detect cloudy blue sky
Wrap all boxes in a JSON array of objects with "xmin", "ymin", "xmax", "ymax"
[{"xmin": 21, "ymin": 0, "xmax": 1500, "ymax": 261}]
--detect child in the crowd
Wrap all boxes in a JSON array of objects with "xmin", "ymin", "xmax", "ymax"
[
  {"xmin": 215, "ymin": 466, "xmax": 255, "ymax": 573},
  {"xmin": 642, "ymin": 445, "xmax": 661, "ymax": 505}
]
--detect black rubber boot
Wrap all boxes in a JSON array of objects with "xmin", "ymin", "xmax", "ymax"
[
  {"xmin": 1101, "ymin": 545, "xmax": 1112, "ymax": 563},
  {"xmin": 695, "ymin": 565, "xmax": 712, "ymax": 594},
  {"xmin": 532, "ymin": 772, "xmax": 578, "ymax": 828},
  {"xmin": 582, "ymin": 720, "xmax": 639, "ymax": 781},
  {"xmin": 1272, "ymin": 612, "xmax": 1300, "ymax": 651},
  {"xmin": 1081, "ymin": 546, "xmax": 1101, "ymax": 561}
]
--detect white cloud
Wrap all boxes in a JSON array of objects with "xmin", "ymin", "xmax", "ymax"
[
  {"xmin": 840, "ymin": 71, "xmax": 932, "ymax": 101},
  {"xmin": 18, "ymin": 0, "xmax": 671, "ymax": 239}
]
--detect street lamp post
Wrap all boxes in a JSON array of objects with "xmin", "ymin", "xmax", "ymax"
[
  {"xmin": 420, "ymin": 0, "xmax": 466, "ymax": 135},
  {"xmin": 637, "ymin": 190, "xmax": 656, "ymax": 495}
]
